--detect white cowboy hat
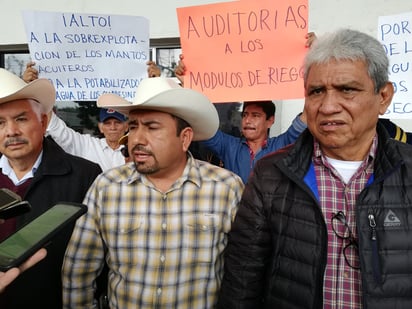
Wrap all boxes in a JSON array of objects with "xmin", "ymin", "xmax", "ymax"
[
  {"xmin": 97, "ymin": 77, "xmax": 219, "ymax": 141},
  {"xmin": 0, "ymin": 68, "xmax": 55, "ymax": 113}
]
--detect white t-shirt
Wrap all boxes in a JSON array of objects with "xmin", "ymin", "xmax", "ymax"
[{"xmin": 326, "ymin": 156, "xmax": 363, "ymax": 184}]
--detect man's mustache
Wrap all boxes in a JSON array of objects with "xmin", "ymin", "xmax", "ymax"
[
  {"xmin": 131, "ymin": 145, "xmax": 153, "ymax": 155},
  {"xmin": 4, "ymin": 137, "xmax": 28, "ymax": 147}
]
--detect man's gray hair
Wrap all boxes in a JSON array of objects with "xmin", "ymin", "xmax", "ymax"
[{"xmin": 304, "ymin": 29, "xmax": 390, "ymax": 93}]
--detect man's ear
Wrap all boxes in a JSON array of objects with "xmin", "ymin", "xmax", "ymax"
[
  {"xmin": 97, "ymin": 122, "xmax": 104, "ymax": 134},
  {"xmin": 123, "ymin": 123, "xmax": 129, "ymax": 134},
  {"xmin": 378, "ymin": 82, "xmax": 394, "ymax": 115},
  {"xmin": 267, "ymin": 115, "xmax": 275, "ymax": 128},
  {"xmin": 181, "ymin": 127, "xmax": 194, "ymax": 152}
]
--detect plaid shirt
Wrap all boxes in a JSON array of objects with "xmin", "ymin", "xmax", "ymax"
[
  {"xmin": 62, "ymin": 155, "xmax": 244, "ymax": 309},
  {"xmin": 313, "ymin": 137, "xmax": 376, "ymax": 309}
]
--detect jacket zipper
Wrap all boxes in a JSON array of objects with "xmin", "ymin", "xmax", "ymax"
[{"xmin": 368, "ymin": 209, "xmax": 382, "ymax": 284}]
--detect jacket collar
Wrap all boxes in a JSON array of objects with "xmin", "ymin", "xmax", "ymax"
[{"xmin": 283, "ymin": 123, "xmax": 404, "ymax": 182}]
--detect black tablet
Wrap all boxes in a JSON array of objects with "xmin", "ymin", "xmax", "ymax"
[{"xmin": 0, "ymin": 202, "xmax": 87, "ymax": 271}]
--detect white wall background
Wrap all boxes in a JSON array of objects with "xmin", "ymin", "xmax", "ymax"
[{"xmin": 1, "ymin": 0, "xmax": 411, "ymax": 133}]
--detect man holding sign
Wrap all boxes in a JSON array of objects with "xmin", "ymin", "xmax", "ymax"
[
  {"xmin": 202, "ymin": 99, "xmax": 306, "ymax": 183},
  {"xmin": 23, "ymin": 62, "xmax": 128, "ymax": 171}
]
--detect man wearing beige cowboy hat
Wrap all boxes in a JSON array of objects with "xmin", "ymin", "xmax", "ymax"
[
  {"xmin": 62, "ymin": 77, "xmax": 244, "ymax": 308},
  {"xmin": 0, "ymin": 68, "xmax": 101, "ymax": 308}
]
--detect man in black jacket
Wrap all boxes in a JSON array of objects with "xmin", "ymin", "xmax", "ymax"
[
  {"xmin": 218, "ymin": 29, "xmax": 412, "ymax": 308},
  {"xmin": 0, "ymin": 68, "xmax": 102, "ymax": 308}
]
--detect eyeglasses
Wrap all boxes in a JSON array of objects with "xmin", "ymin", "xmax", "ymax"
[{"xmin": 331, "ymin": 211, "xmax": 360, "ymax": 270}]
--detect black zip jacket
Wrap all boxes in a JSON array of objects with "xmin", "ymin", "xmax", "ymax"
[
  {"xmin": 218, "ymin": 123, "xmax": 412, "ymax": 309},
  {"xmin": 0, "ymin": 137, "xmax": 102, "ymax": 309}
]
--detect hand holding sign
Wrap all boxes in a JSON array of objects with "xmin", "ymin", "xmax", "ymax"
[
  {"xmin": 177, "ymin": 0, "xmax": 308, "ymax": 103},
  {"xmin": 22, "ymin": 10, "xmax": 150, "ymax": 101}
]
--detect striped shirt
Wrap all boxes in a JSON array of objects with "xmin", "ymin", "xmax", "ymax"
[
  {"xmin": 313, "ymin": 137, "xmax": 376, "ymax": 309},
  {"xmin": 62, "ymin": 154, "xmax": 244, "ymax": 309}
]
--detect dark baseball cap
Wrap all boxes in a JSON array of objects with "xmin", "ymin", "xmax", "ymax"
[{"xmin": 99, "ymin": 108, "xmax": 127, "ymax": 122}]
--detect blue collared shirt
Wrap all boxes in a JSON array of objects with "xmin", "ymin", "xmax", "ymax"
[{"xmin": 201, "ymin": 115, "xmax": 306, "ymax": 183}]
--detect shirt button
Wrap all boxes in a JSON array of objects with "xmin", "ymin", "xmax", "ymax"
[
  {"xmin": 160, "ymin": 255, "xmax": 165, "ymax": 263},
  {"xmin": 162, "ymin": 222, "xmax": 167, "ymax": 230},
  {"xmin": 344, "ymin": 272, "xmax": 349, "ymax": 278},
  {"xmin": 157, "ymin": 288, "xmax": 162, "ymax": 295}
]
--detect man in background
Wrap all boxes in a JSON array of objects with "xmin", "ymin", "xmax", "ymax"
[
  {"xmin": 23, "ymin": 61, "xmax": 128, "ymax": 171},
  {"xmin": 46, "ymin": 107, "xmax": 128, "ymax": 171},
  {"xmin": 200, "ymin": 100, "xmax": 306, "ymax": 183}
]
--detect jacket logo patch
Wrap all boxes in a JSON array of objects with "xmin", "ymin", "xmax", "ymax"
[{"xmin": 383, "ymin": 210, "xmax": 401, "ymax": 227}]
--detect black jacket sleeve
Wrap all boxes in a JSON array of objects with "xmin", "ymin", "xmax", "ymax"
[{"xmin": 217, "ymin": 167, "xmax": 271, "ymax": 308}]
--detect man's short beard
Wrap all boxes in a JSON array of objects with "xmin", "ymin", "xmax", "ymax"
[
  {"xmin": 131, "ymin": 145, "xmax": 159, "ymax": 174},
  {"xmin": 133, "ymin": 161, "xmax": 159, "ymax": 175}
]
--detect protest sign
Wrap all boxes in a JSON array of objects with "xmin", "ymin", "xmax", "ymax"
[
  {"xmin": 22, "ymin": 10, "xmax": 149, "ymax": 101},
  {"xmin": 177, "ymin": 0, "xmax": 308, "ymax": 103},
  {"xmin": 378, "ymin": 11, "xmax": 412, "ymax": 119}
]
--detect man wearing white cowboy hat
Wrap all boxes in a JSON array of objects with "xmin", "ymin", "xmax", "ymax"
[
  {"xmin": 0, "ymin": 68, "xmax": 101, "ymax": 308},
  {"xmin": 62, "ymin": 77, "xmax": 244, "ymax": 308},
  {"xmin": 23, "ymin": 62, "xmax": 128, "ymax": 171}
]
